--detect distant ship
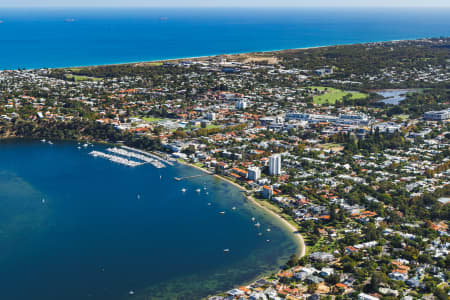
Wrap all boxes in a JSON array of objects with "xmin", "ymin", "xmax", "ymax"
[
  {"xmin": 65, "ymin": 18, "xmax": 76, "ymax": 23},
  {"xmin": 159, "ymin": 17, "xmax": 168, "ymax": 21}
]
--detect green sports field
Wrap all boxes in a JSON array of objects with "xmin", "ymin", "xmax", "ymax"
[{"xmin": 310, "ymin": 86, "xmax": 368, "ymax": 105}]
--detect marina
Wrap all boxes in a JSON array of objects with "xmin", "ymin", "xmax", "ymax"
[
  {"xmin": 89, "ymin": 150, "xmax": 143, "ymax": 167},
  {"xmin": 121, "ymin": 146, "xmax": 174, "ymax": 166},
  {"xmin": 107, "ymin": 147, "xmax": 165, "ymax": 168},
  {"xmin": 88, "ymin": 146, "xmax": 171, "ymax": 169}
]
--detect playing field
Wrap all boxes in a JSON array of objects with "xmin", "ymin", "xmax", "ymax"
[
  {"xmin": 65, "ymin": 74, "xmax": 102, "ymax": 82},
  {"xmin": 311, "ymin": 86, "xmax": 367, "ymax": 105}
]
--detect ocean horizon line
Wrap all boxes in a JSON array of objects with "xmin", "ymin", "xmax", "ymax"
[
  {"xmin": 1, "ymin": 6, "xmax": 450, "ymax": 9},
  {"xmin": 12, "ymin": 36, "xmax": 443, "ymax": 71},
  {"xmin": 1, "ymin": 8, "xmax": 449, "ymax": 70}
]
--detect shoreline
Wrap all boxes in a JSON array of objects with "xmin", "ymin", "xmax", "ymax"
[
  {"xmin": 41, "ymin": 36, "xmax": 439, "ymax": 71},
  {"xmin": 177, "ymin": 160, "xmax": 306, "ymax": 258}
]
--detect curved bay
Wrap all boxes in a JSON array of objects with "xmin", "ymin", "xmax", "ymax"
[{"xmin": 0, "ymin": 140, "xmax": 298, "ymax": 300}]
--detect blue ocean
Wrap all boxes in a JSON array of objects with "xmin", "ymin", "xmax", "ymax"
[{"xmin": 0, "ymin": 7, "xmax": 449, "ymax": 69}]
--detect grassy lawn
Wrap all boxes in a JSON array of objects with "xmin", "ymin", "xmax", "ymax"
[
  {"xmin": 140, "ymin": 117, "xmax": 165, "ymax": 123},
  {"xmin": 393, "ymin": 114, "xmax": 410, "ymax": 120},
  {"xmin": 146, "ymin": 62, "xmax": 163, "ymax": 66},
  {"xmin": 320, "ymin": 143, "xmax": 342, "ymax": 149},
  {"xmin": 65, "ymin": 74, "xmax": 102, "ymax": 82},
  {"xmin": 310, "ymin": 86, "xmax": 368, "ymax": 105}
]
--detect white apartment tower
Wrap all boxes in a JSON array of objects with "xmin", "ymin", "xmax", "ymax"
[
  {"xmin": 236, "ymin": 99, "xmax": 248, "ymax": 110},
  {"xmin": 269, "ymin": 154, "xmax": 281, "ymax": 176}
]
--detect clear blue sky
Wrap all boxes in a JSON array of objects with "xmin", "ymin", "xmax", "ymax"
[{"xmin": 1, "ymin": 0, "xmax": 449, "ymax": 7}]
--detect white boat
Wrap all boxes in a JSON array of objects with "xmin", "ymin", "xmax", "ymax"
[
  {"xmin": 41, "ymin": 198, "xmax": 46, "ymax": 204},
  {"xmin": 258, "ymin": 232, "xmax": 262, "ymax": 236},
  {"xmin": 251, "ymin": 217, "xmax": 256, "ymax": 222},
  {"xmin": 206, "ymin": 192, "xmax": 209, "ymax": 195},
  {"xmin": 219, "ymin": 211, "xmax": 225, "ymax": 215},
  {"xmin": 137, "ymin": 194, "xmax": 141, "ymax": 200},
  {"xmin": 208, "ymin": 203, "xmax": 211, "ymax": 206},
  {"xmin": 129, "ymin": 290, "xmax": 135, "ymax": 295},
  {"xmin": 266, "ymin": 239, "xmax": 270, "ymax": 243},
  {"xmin": 160, "ymin": 175, "xmax": 162, "ymax": 179},
  {"xmin": 255, "ymin": 222, "xmax": 261, "ymax": 227},
  {"xmin": 266, "ymin": 228, "xmax": 271, "ymax": 232},
  {"xmin": 48, "ymin": 141, "xmax": 53, "ymax": 145},
  {"xmin": 83, "ymin": 143, "xmax": 88, "ymax": 147},
  {"xmin": 223, "ymin": 249, "xmax": 230, "ymax": 253},
  {"xmin": 232, "ymin": 206, "xmax": 236, "ymax": 210},
  {"xmin": 181, "ymin": 188, "xmax": 187, "ymax": 193},
  {"xmin": 40, "ymin": 139, "xmax": 46, "ymax": 143},
  {"xmin": 77, "ymin": 146, "xmax": 81, "ymax": 149},
  {"xmin": 196, "ymin": 188, "xmax": 201, "ymax": 193}
]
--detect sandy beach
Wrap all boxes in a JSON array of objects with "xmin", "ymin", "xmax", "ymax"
[
  {"xmin": 178, "ymin": 160, "xmax": 306, "ymax": 258},
  {"xmin": 61, "ymin": 38, "xmax": 422, "ymax": 71}
]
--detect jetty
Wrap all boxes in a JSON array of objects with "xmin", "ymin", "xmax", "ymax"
[
  {"xmin": 107, "ymin": 147, "xmax": 165, "ymax": 168},
  {"xmin": 121, "ymin": 146, "xmax": 174, "ymax": 166},
  {"xmin": 89, "ymin": 151, "xmax": 143, "ymax": 167}
]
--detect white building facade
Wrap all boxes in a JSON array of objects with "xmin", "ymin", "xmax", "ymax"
[
  {"xmin": 247, "ymin": 167, "xmax": 261, "ymax": 181},
  {"xmin": 269, "ymin": 154, "xmax": 281, "ymax": 176}
]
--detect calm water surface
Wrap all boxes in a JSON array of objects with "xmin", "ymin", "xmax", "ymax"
[
  {"xmin": 0, "ymin": 8, "xmax": 449, "ymax": 69},
  {"xmin": 0, "ymin": 140, "xmax": 298, "ymax": 300}
]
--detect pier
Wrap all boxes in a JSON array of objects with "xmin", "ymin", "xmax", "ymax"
[
  {"xmin": 121, "ymin": 146, "xmax": 174, "ymax": 167},
  {"xmin": 89, "ymin": 150, "xmax": 143, "ymax": 167}
]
